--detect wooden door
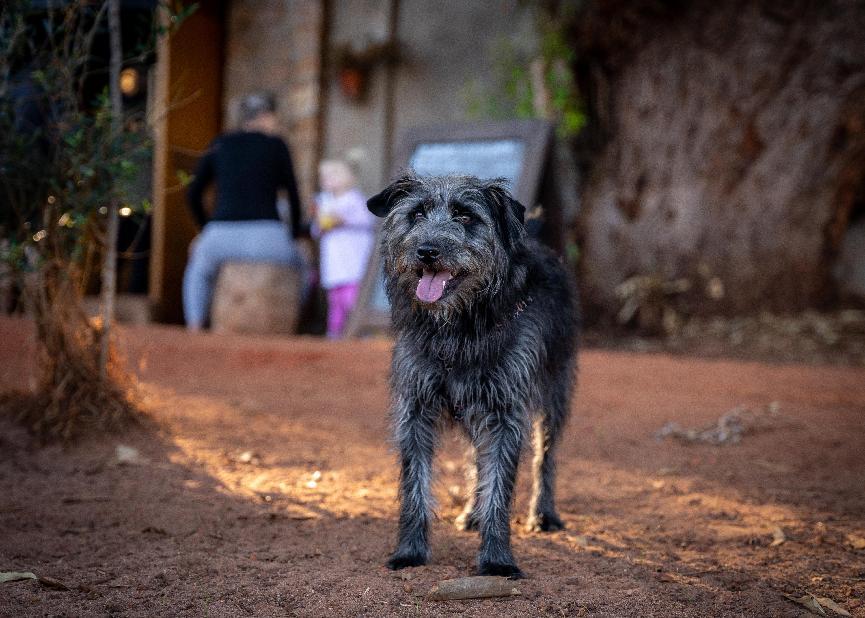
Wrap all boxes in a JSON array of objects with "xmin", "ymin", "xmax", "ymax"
[{"xmin": 150, "ymin": 0, "xmax": 225, "ymax": 323}]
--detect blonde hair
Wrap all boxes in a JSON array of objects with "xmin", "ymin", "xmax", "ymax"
[{"xmin": 318, "ymin": 159, "xmax": 357, "ymax": 194}]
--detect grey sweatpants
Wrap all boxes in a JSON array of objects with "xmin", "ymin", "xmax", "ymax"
[{"xmin": 182, "ymin": 220, "xmax": 303, "ymax": 329}]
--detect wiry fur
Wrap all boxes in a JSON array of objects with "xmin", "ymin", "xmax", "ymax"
[{"xmin": 368, "ymin": 173, "xmax": 579, "ymax": 578}]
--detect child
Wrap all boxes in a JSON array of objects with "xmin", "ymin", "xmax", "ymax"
[{"xmin": 313, "ymin": 159, "xmax": 376, "ymax": 338}]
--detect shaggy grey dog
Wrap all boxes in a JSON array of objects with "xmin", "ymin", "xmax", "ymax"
[{"xmin": 367, "ymin": 173, "xmax": 578, "ymax": 578}]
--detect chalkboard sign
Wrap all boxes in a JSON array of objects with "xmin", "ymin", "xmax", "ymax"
[
  {"xmin": 347, "ymin": 119, "xmax": 554, "ymax": 336},
  {"xmin": 409, "ymin": 140, "xmax": 525, "ymax": 186}
]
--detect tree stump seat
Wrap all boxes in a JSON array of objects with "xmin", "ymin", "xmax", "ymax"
[{"xmin": 211, "ymin": 262, "xmax": 301, "ymax": 335}]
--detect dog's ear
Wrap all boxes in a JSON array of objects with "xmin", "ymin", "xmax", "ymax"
[
  {"xmin": 483, "ymin": 182, "xmax": 526, "ymax": 250},
  {"xmin": 367, "ymin": 173, "xmax": 418, "ymax": 218},
  {"xmin": 367, "ymin": 186, "xmax": 397, "ymax": 218}
]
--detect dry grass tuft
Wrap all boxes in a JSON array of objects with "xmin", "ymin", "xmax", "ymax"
[{"xmin": 0, "ymin": 263, "xmax": 138, "ymax": 442}]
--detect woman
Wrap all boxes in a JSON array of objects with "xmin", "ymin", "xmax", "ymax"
[{"xmin": 183, "ymin": 92, "xmax": 306, "ymax": 331}]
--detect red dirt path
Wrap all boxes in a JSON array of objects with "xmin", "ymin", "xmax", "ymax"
[{"xmin": 1, "ymin": 316, "xmax": 864, "ymax": 616}]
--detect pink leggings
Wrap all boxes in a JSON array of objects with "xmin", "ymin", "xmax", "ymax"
[{"xmin": 327, "ymin": 282, "xmax": 360, "ymax": 338}]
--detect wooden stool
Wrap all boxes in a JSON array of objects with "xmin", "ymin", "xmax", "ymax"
[{"xmin": 211, "ymin": 262, "xmax": 301, "ymax": 335}]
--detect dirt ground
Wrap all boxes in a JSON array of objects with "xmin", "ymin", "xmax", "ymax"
[{"xmin": 1, "ymin": 315, "xmax": 864, "ymax": 617}]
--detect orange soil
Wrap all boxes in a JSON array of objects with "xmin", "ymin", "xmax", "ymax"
[{"xmin": 1, "ymin": 316, "xmax": 864, "ymax": 616}]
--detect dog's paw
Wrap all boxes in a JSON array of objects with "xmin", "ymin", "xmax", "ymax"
[
  {"xmin": 454, "ymin": 511, "xmax": 480, "ymax": 532},
  {"xmin": 387, "ymin": 552, "xmax": 428, "ymax": 570},
  {"xmin": 526, "ymin": 512, "xmax": 565, "ymax": 533},
  {"xmin": 478, "ymin": 561, "xmax": 525, "ymax": 579}
]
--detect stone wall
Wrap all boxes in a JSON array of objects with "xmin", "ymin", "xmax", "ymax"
[
  {"xmin": 321, "ymin": 0, "xmax": 538, "ymax": 194},
  {"xmin": 222, "ymin": 0, "xmax": 539, "ymax": 199},
  {"xmin": 222, "ymin": 0, "xmax": 325, "ymax": 207},
  {"xmin": 320, "ymin": 0, "xmax": 393, "ymax": 195}
]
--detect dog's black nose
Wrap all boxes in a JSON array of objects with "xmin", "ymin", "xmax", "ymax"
[{"xmin": 416, "ymin": 245, "xmax": 440, "ymax": 265}]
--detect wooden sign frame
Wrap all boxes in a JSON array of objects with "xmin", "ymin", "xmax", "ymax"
[{"xmin": 346, "ymin": 119, "xmax": 554, "ymax": 337}]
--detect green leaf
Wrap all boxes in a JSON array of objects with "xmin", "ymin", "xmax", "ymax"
[
  {"xmin": 566, "ymin": 242, "xmax": 581, "ymax": 265},
  {"xmin": 64, "ymin": 129, "xmax": 83, "ymax": 148},
  {"xmin": 176, "ymin": 170, "xmax": 193, "ymax": 187}
]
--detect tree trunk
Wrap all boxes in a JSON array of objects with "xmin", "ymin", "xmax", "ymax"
[{"xmin": 574, "ymin": 0, "xmax": 865, "ymax": 319}]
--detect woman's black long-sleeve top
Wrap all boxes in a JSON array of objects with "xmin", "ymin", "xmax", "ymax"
[{"xmin": 186, "ymin": 131, "xmax": 303, "ymax": 238}]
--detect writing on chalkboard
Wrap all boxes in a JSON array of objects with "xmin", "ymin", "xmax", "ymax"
[{"xmin": 409, "ymin": 140, "xmax": 526, "ymax": 189}]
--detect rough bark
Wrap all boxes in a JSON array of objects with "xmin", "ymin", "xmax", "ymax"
[{"xmin": 575, "ymin": 0, "xmax": 865, "ymax": 318}]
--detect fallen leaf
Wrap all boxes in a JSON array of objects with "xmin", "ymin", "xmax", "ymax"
[
  {"xmin": 0, "ymin": 572, "xmax": 37, "ymax": 584},
  {"xmin": 0, "ymin": 572, "xmax": 68, "ymax": 591},
  {"xmin": 815, "ymin": 596, "xmax": 852, "ymax": 617},
  {"xmin": 784, "ymin": 593, "xmax": 827, "ymax": 616},
  {"xmin": 427, "ymin": 576, "xmax": 521, "ymax": 601},
  {"xmin": 845, "ymin": 534, "xmax": 865, "ymax": 550},
  {"xmin": 141, "ymin": 526, "xmax": 169, "ymax": 535},
  {"xmin": 38, "ymin": 576, "xmax": 69, "ymax": 591},
  {"xmin": 770, "ymin": 526, "xmax": 786, "ymax": 547}
]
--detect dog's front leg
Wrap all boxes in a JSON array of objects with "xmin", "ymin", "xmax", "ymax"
[
  {"xmin": 474, "ymin": 413, "xmax": 524, "ymax": 578},
  {"xmin": 387, "ymin": 401, "xmax": 436, "ymax": 570}
]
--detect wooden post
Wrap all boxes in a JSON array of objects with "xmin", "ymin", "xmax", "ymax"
[
  {"xmin": 100, "ymin": 0, "xmax": 122, "ymax": 377},
  {"xmin": 149, "ymin": 1, "xmax": 224, "ymax": 324},
  {"xmin": 380, "ymin": 0, "xmax": 401, "ymax": 186}
]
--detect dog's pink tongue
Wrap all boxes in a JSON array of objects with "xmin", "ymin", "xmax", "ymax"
[{"xmin": 416, "ymin": 270, "xmax": 452, "ymax": 303}]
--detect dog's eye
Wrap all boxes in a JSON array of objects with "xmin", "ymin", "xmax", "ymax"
[
  {"xmin": 412, "ymin": 210, "xmax": 425, "ymax": 221},
  {"xmin": 453, "ymin": 212, "xmax": 472, "ymax": 225}
]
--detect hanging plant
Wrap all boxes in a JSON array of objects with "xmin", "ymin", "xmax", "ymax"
[{"xmin": 333, "ymin": 40, "xmax": 399, "ymax": 102}]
